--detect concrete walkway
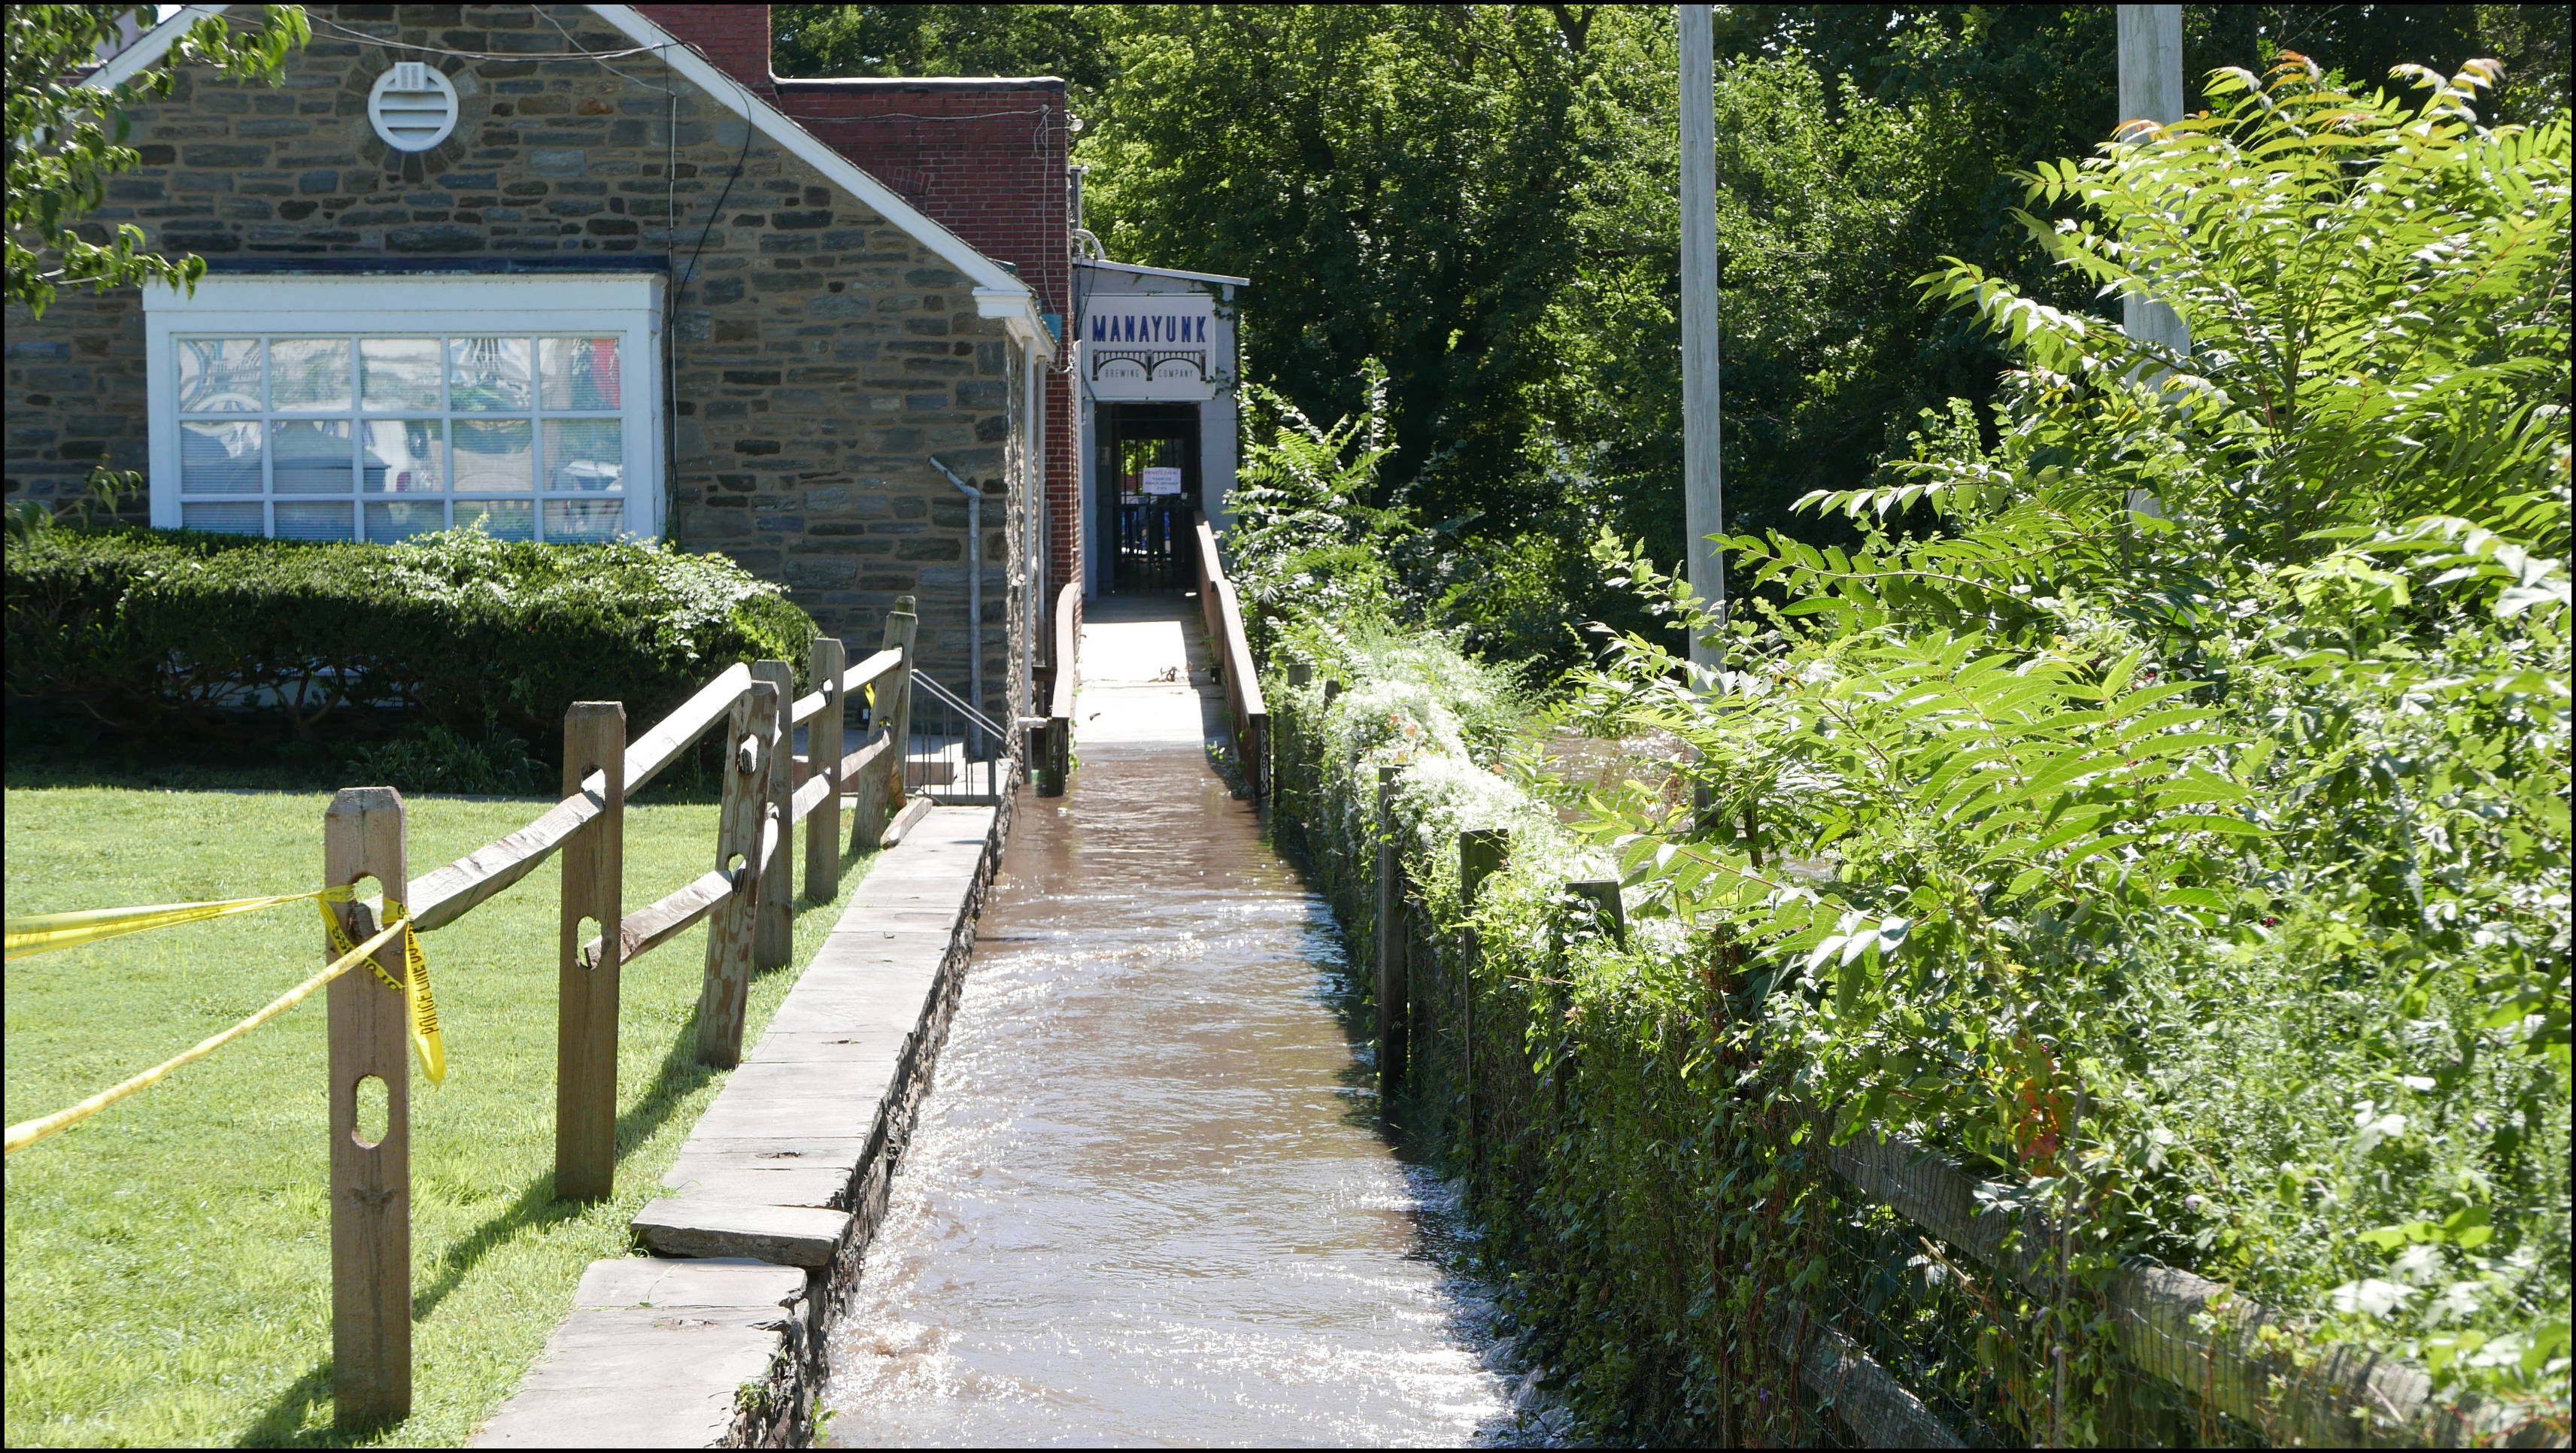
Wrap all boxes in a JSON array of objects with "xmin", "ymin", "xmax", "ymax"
[
  {"xmin": 473, "ymin": 805, "xmax": 1004, "ymax": 1448},
  {"xmin": 1072, "ymin": 593, "xmax": 1230, "ymax": 754}
]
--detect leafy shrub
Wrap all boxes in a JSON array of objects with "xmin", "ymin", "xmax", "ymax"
[
  {"xmin": 339, "ymin": 714, "xmax": 548, "ymax": 796},
  {"xmin": 5, "ymin": 524, "xmax": 816, "ymax": 755},
  {"xmin": 1249, "ymin": 56, "xmax": 2571, "ymax": 1444}
]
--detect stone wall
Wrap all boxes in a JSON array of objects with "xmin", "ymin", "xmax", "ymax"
[{"xmin": 0, "ymin": 2, "xmax": 1028, "ymax": 708}]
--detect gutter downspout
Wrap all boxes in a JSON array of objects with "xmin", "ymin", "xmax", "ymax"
[{"xmin": 929, "ymin": 455, "xmax": 984, "ymax": 758}]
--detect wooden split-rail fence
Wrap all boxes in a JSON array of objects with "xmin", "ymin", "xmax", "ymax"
[
  {"xmin": 1340, "ymin": 790, "xmax": 2546, "ymax": 1449},
  {"xmin": 318, "ymin": 599, "xmax": 930, "ymax": 1429}
]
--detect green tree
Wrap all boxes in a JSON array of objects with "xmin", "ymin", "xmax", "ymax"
[
  {"xmin": 5, "ymin": 5, "xmax": 307, "ymax": 319},
  {"xmin": 772, "ymin": 3, "xmax": 1114, "ymax": 89},
  {"xmin": 1082, "ymin": 5, "xmax": 1626, "ymax": 532}
]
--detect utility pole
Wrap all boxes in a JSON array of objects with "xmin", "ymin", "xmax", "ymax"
[
  {"xmin": 1678, "ymin": 3, "xmax": 1723, "ymax": 667},
  {"xmin": 2116, "ymin": 5, "xmax": 2190, "ymax": 357}
]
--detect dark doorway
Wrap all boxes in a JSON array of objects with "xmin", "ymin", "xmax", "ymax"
[{"xmin": 1099, "ymin": 402, "xmax": 1200, "ymax": 593}]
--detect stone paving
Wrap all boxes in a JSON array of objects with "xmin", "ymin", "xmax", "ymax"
[{"xmin": 472, "ymin": 804, "xmax": 1003, "ymax": 1448}]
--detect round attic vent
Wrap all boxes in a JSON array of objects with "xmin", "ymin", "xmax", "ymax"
[{"xmin": 368, "ymin": 62, "xmax": 458, "ymax": 152}]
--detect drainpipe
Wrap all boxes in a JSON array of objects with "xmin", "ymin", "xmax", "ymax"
[{"xmin": 928, "ymin": 455, "xmax": 984, "ymax": 757}]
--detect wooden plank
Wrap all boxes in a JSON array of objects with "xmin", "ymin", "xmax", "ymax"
[
  {"xmin": 1215, "ymin": 577, "xmax": 1266, "ymax": 716},
  {"xmin": 556, "ymin": 704, "xmax": 624, "ymax": 1203},
  {"xmin": 695, "ymin": 684, "xmax": 769, "ymax": 1068},
  {"xmin": 750, "ymin": 661, "xmax": 793, "ymax": 969},
  {"xmin": 405, "ymin": 788, "xmax": 602, "ymax": 932},
  {"xmin": 879, "ymin": 794, "xmax": 934, "ymax": 849},
  {"xmin": 839, "ymin": 646, "xmax": 903, "ymax": 697},
  {"xmin": 804, "ymin": 638, "xmax": 845, "ymax": 899},
  {"xmin": 324, "ymin": 787, "xmax": 411, "ymax": 1428},
  {"xmin": 1049, "ymin": 580, "xmax": 1080, "ymax": 720},
  {"xmin": 789, "ymin": 770, "xmax": 833, "ymax": 824},
  {"xmin": 1825, "ymin": 1127, "xmax": 2526, "ymax": 1445},
  {"xmin": 1770, "ymin": 1308, "xmax": 1963, "ymax": 1448},
  {"xmin": 584, "ymin": 868, "xmax": 733, "ymax": 970},
  {"xmin": 837, "ymin": 732, "xmax": 890, "ymax": 785},
  {"xmin": 406, "ymin": 664, "xmax": 749, "ymax": 931},
  {"xmin": 626, "ymin": 663, "xmax": 752, "ymax": 795}
]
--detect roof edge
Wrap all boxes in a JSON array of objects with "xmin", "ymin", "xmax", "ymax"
[
  {"xmin": 82, "ymin": 5, "xmax": 235, "ymax": 93},
  {"xmin": 773, "ymin": 75, "xmax": 1066, "ymax": 90},
  {"xmin": 1079, "ymin": 259, "xmax": 1252, "ymax": 289},
  {"xmin": 589, "ymin": 5, "xmax": 1047, "ymax": 357}
]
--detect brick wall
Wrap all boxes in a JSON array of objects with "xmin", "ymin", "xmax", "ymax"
[
  {"xmin": 642, "ymin": 5, "xmax": 1084, "ymax": 608},
  {"xmin": 0, "ymin": 3, "xmax": 1027, "ymax": 708}
]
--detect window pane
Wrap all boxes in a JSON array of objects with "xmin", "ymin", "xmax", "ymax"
[
  {"xmin": 451, "ymin": 419, "xmax": 533, "ymax": 492},
  {"xmin": 545, "ymin": 498, "xmax": 623, "ymax": 542},
  {"xmin": 361, "ymin": 420, "xmax": 444, "ymax": 493},
  {"xmin": 181, "ymin": 420, "xmax": 262, "ymax": 493},
  {"xmin": 544, "ymin": 420, "xmax": 623, "ymax": 491},
  {"xmin": 269, "ymin": 338, "xmax": 353, "ymax": 411},
  {"xmin": 454, "ymin": 499, "xmax": 533, "ymax": 541},
  {"xmin": 274, "ymin": 501, "xmax": 355, "ymax": 541},
  {"xmin": 181, "ymin": 502, "xmax": 263, "ymax": 534},
  {"xmin": 361, "ymin": 338, "xmax": 442, "ymax": 411},
  {"xmin": 366, "ymin": 501, "xmax": 448, "ymax": 542},
  {"xmin": 176, "ymin": 338, "xmax": 262, "ymax": 414},
  {"xmin": 448, "ymin": 336, "xmax": 532, "ymax": 411},
  {"xmin": 272, "ymin": 420, "xmax": 355, "ymax": 494},
  {"xmin": 540, "ymin": 337, "xmax": 622, "ymax": 410}
]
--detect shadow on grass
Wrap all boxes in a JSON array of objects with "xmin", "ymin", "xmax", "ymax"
[{"xmin": 234, "ymin": 863, "xmax": 865, "ymax": 1448}]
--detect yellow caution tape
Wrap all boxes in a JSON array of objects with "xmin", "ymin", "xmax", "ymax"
[
  {"xmin": 320, "ymin": 896, "xmax": 444, "ymax": 1084},
  {"xmin": 4, "ymin": 912, "xmax": 408, "ymax": 1155},
  {"xmin": 5, "ymin": 884, "xmax": 360, "ymax": 960}
]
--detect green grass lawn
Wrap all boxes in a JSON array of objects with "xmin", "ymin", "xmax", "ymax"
[{"xmin": 3, "ymin": 782, "xmax": 872, "ymax": 1447}]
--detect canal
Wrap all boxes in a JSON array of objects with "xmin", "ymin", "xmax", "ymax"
[{"xmin": 821, "ymin": 598, "xmax": 1517, "ymax": 1446}]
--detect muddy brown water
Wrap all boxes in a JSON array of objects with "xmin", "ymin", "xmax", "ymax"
[{"xmin": 822, "ymin": 608, "xmax": 1518, "ymax": 1446}]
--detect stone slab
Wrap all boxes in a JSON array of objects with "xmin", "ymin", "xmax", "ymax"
[
  {"xmin": 743, "ymin": 1027, "xmax": 912, "ymax": 1063},
  {"xmin": 633, "ymin": 1197, "xmax": 851, "ymax": 1267},
  {"xmin": 471, "ymin": 1297, "xmax": 788, "ymax": 1447},
  {"xmin": 684, "ymin": 1094, "xmax": 876, "ymax": 1142},
  {"xmin": 573, "ymin": 1257, "xmax": 806, "ymax": 1312},
  {"xmin": 715, "ymin": 1058, "xmax": 898, "ymax": 1103},
  {"xmin": 654, "ymin": 1134, "xmax": 866, "ymax": 1163},
  {"xmin": 478, "ymin": 804, "xmax": 1002, "ymax": 1447},
  {"xmin": 657, "ymin": 1161, "xmax": 851, "ymax": 1206}
]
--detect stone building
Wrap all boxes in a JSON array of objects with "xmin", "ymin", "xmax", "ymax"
[{"xmin": 2, "ymin": 2, "xmax": 1084, "ymax": 734}]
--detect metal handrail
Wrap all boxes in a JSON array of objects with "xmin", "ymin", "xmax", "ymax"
[{"xmin": 910, "ymin": 669, "xmax": 1010, "ymax": 747}]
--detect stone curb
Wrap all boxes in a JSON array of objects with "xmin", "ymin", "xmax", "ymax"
[{"xmin": 471, "ymin": 797, "xmax": 1011, "ymax": 1449}]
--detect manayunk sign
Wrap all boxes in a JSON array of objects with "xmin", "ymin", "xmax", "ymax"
[
  {"xmin": 1082, "ymin": 294, "xmax": 1223, "ymax": 401},
  {"xmin": 1088, "ymin": 309, "xmax": 1212, "ymax": 345}
]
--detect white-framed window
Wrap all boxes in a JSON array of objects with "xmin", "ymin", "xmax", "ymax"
[{"xmin": 144, "ymin": 274, "xmax": 664, "ymax": 543}]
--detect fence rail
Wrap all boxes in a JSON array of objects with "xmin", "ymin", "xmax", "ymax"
[
  {"xmin": 1036, "ymin": 580, "xmax": 1080, "ymax": 796},
  {"xmin": 1191, "ymin": 516, "xmax": 1267, "ymax": 799},
  {"xmin": 129, "ymin": 596, "xmax": 935, "ymax": 1430}
]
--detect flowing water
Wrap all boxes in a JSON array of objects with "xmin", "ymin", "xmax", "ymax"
[{"xmin": 822, "ymin": 598, "xmax": 1517, "ymax": 1448}]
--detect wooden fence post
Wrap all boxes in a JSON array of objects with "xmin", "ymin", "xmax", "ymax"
[
  {"xmin": 1458, "ymin": 828, "xmax": 1509, "ymax": 1173},
  {"xmin": 324, "ymin": 787, "xmax": 410, "ymax": 1429},
  {"xmin": 850, "ymin": 597, "xmax": 916, "ymax": 852},
  {"xmin": 882, "ymin": 596, "xmax": 919, "ymax": 819},
  {"xmin": 696, "ymin": 680, "xmax": 771, "ymax": 1067},
  {"xmin": 751, "ymin": 659, "xmax": 794, "ymax": 967},
  {"xmin": 1569, "ymin": 878, "xmax": 1628, "ymax": 948},
  {"xmin": 1375, "ymin": 764, "xmax": 1409, "ymax": 1106},
  {"xmin": 556, "ymin": 703, "xmax": 624, "ymax": 1202},
  {"xmin": 806, "ymin": 637, "xmax": 845, "ymax": 901}
]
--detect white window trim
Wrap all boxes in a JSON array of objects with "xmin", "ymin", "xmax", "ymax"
[{"xmin": 144, "ymin": 272, "xmax": 666, "ymax": 541}]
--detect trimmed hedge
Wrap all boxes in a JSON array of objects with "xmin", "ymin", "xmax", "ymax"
[{"xmin": 5, "ymin": 526, "xmax": 816, "ymax": 751}]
